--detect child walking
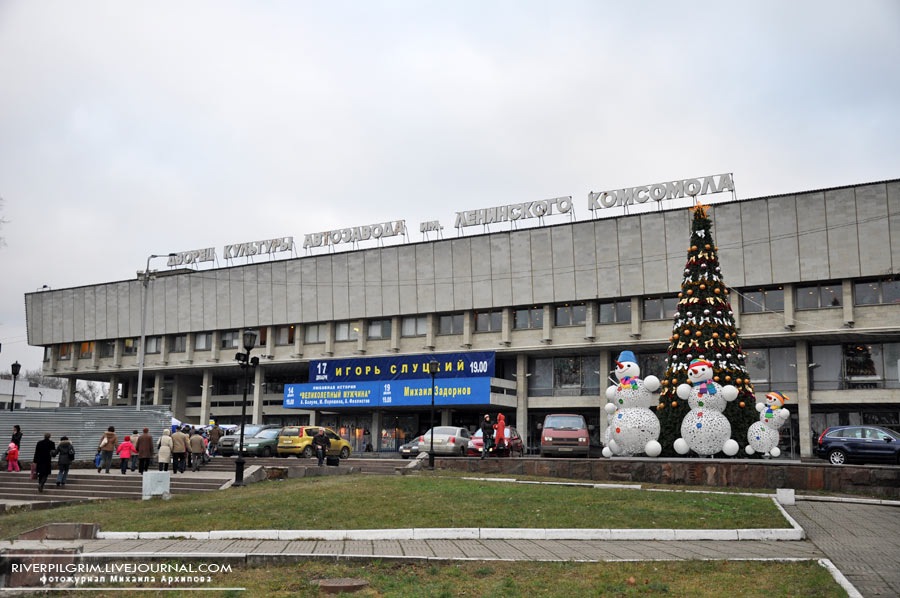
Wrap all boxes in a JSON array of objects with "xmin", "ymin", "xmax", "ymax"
[
  {"xmin": 6, "ymin": 442, "xmax": 19, "ymax": 472},
  {"xmin": 116, "ymin": 435, "xmax": 136, "ymax": 475}
]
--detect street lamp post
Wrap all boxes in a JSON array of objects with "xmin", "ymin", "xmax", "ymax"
[
  {"xmin": 137, "ymin": 253, "xmax": 175, "ymax": 410},
  {"xmin": 428, "ymin": 358, "xmax": 439, "ymax": 470},
  {"xmin": 9, "ymin": 361, "xmax": 20, "ymax": 411},
  {"xmin": 233, "ymin": 330, "xmax": 259, "ymax": 487}
]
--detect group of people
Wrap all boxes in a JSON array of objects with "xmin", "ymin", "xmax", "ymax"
[
  {"xmin": 479, "ymin": 413, "xmax": 507, "ymax": 459},
  {"xmin": 3, "ymin": 421, "xmax": 227, "ymax": 494},
  {"xmin": 5, "ymin": 425, "xmax": 75, "ymax": 492}
]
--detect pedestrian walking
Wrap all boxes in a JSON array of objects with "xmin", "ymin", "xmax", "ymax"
[
  {"xmin": 157, "ymin": 429, "xmax": 173, "ymax": 472},
  {"xmin": 11, "ymin": 425, "xmax": 22, "ymax": 470},
  {"xmin": 129, "ymin": 430, "xmax": 139, "ymax": 471},
  {"xmin": 97, "ymin": 426, "xmax": 117, "ymax": 474},
  {"xmin": 116, "ymin": 435, "xmax": 136, "ymax": 474},
  {"xmin": 55, "ymin": 436, "xmax": 75, "ymax": 486},
  {"xmin": 480, "ymin": 414, "xmax": 494, "ymax": 459},
  {"xmin": 5, "ymin": 442, "xmax": 20, "ymax": 472},
  {"xmin": 493, "ymin": 413, "xmax": 507, "ymax": 453},
  {"xmin": 189, "ymin": 429, "xmax": 205, "ymax": 472},
  {"xmin": 33, "ymin": 432, "xmax": 55, "ymax": 493},
  {"xmin": 208, "ymin": 423, "xmax": 223, "ymax": 457},
  {"xmin": 135, "ymin": 428, "xmax": 154, "ymax": 474},
  {"xmin": 312, "ymin": 428, "xmax": 330, "ymax": 466},
  {"xmin": 171, "ymin": 426, "xmax": 189, "ymax": 474}
]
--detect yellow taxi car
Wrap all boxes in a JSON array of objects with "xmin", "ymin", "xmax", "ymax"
[{"xmin": 277, "ymin": 426, "xmax": 352, "ymax": 459}]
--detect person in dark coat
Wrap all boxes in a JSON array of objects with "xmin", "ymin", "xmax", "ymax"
[
  {"xmin": 135, "ymin": 428, "xmax": 154, "ymax": 474},
  {"xmin": 33, "ymin": 432, "xmax": 56, "ymax": 492},
  {"xmin": 55, "ymin": 436, "xmax": 75, "ymax": 487},
  {"xmin": 480, "ymin": 414, "xmax": 494, "ymax": 459},
  {"xmin": 312, "ymin": 428, "xmax": 330, "ymax": 466}
]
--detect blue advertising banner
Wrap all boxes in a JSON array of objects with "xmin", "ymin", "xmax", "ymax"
[
  {"xmin": 284, "ymin": 377, "xmax": 491, "ymax": 409},
  {"xmin": 309, "ymin": 351, "xmax": 495, "ymax": 383}
]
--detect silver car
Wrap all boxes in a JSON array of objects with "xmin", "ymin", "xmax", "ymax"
[{"xmin": 417, "ymin": 426, "xmax": 471, "ymax": 457}]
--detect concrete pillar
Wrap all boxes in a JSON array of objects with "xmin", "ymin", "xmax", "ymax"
[
  {"xmin": 630, "ymin": 297, "xmax": 642, "ymax": 339},
  {"xmin": 598, "ymin": 349, "xmax": 611, "ymax": 439},
  {"xmin": 796, "ymin": 340, "xmax": 813, "ymax": 458},
  {"xmin": 501, "ymin": 308, "xmax": 512, "ymax": 346},
  {"xmin": 152, "ymin": 373, "xmax": 164, "ymax": 406},
  {"xmin": 390, "ymin": 317, "xmax": 400, "ymax": 353},
  {"xmin": 783, "ymin": 284, "xmax": 796, "ymax": 329},
  {"xmin": 541, "ymin": 305, "xmax": 553, "ymax": 343},
  {"xmin": 251, "ymin": 367, "xmax": 263, "ymax": 424},
  {"xmin": 842, "ymin": 280, "xmax": 855, "ymax": 326},
  {"xmin": 371, "ymin": 411, "xmax": 383, "ymax": 451},
  {"xmin": 211, "ymin": 331, "xmax": 221, "ymax": 362},
  {"xmin": 65, "ymin": 378, "xmax": 76, "ymax": 407},
  {"xmin": 106, "ymin": 375, "xmax": 119, "ymax": 407},
  {"xmin": 584, "ymin": 301, "xmax": 597, "ymax": 341},
  {"xmin": 200, "ymin": 369, "xmax": 213, "ymax": 426},
  {"xmin": 515, "ymin": 353, "xmax": 528, "ymax": 449},
  {"xmin": 462, "ymin": 311, "xmax": 473, "ymax": 348},
  {"xmin": 356, "ymin": 320, "xmax": 367, "ymax": 354},
  {"xmin": 425, "ymin": 314, "xmax": 436, "ymax": 350},
  {"xmin": 185, "ymin": 332, "xmax": 195, "ymax": 364},
  {"xmin": 292, "ymin": 324, "xmax": 304, "ymax": 357}
]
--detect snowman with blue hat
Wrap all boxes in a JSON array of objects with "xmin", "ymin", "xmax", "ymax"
[
  {"xmin": 745, "ymin": 391, "xmax": 791, "ymax": 458},
  {"xmin": 602, "ymin": 350, "xmax": 662, "ymax": 458}
]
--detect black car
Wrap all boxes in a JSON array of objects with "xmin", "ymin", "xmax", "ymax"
[
  {"xmin": 398, "ymin": 438, "xmax": 419, "ymax": 459},
  {"xmin": 814, "ymin": 425, "xmax": 900, "ymax": 465}
]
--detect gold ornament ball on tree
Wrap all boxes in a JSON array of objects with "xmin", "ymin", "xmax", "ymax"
[
  {"xmin": 712, "ymin": 332, "xmax": 719, "ymax": 338},
  {"xmin": 695, "ymin": 330, "xmax": 702, "ymax": 337},
  {"xmin": 690, "ymin": 245, "xmax": 697, "ymax": 251},
  {"xmin": 658, "ymin": 402, "xmax": 665, "ymax": 410},
  {"xmin": 739, "ymin": 401, "xmax": 745, "ymax": 408},
  {"xmin": 699, "ymin": 284, "xmax": 706, "ymax": 290},
  {"xmin": 705, "ymin": 244, "xmax": 711, "ymax": 250},
  {"xmin": 671, "ymin": 401, "xmax": 678, "ymax": 408},
  {"xmin": 714, "ymin": 287, "xmax": 721, "ymax": 294}
]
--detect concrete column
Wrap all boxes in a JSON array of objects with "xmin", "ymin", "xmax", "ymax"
[
  {"xmin": 324, "ymin": 322, "xmax": 335, "ymax": 356},
  {"xmin": 515, "ymin": 353, "xmax": 528, "ymax": 448},
  {"xmin": 598, "ymin": 349, "xmax": 612, "ymax": 439},
  {"xmin": 390, "ymin": 317, "xmax": 400, "ymax": 353},
  {"xmin": 584, "ymin": 301, "xmax": 597, "ymax": 341},
  {"xmin": 251, "ymin": 367, "xmax": 264, "ymax": 424},
  {"xmin": 462, "ymin": 311, "xmax": 473, "ymax": 348},
  {"xmin": 842, "ymin": 280, "xmax": 854, "ymax": 326},
  {"xmin": 440, "ymin": 409, "xmax": 450, "ymax": 426},
  {"xmin": 732, "ymin": 294, "xmax": 742, "ymax": 331},
  {"xmin": 65, "ymin": 378, "xmax": 76, "ymax": 407},
  {"xmin": 783, "ymin": 284, "xmax": 796, "ymax": 329},
  {"xmin": 371, "ymin": 411, "xmax": 383, "ymax": 451},
  {"xmin": 106, "ymin": 375, "xmax": 119, "ymax": 407},
  {"xmin": 185, "ymin": 332, "xmax": 195, "ymax": 364},
  {"xmin": 425, "ymin": 314, "xmax": 436, "ymax": 350},
  {"xmin": 630, "ymin": 297, "xmax": 642, "ymax": 339},
  {"xmin": 161, "ymin": 334, "xmax": 170, "ymax": 365},
  {"xmin": 152, "ymin": 372, "xmax": 164, "ymax": 406},
  {"xmin": 795, "ymin": 340, "xmax": 813, "ymax": 458},
  {"xmin": 541, "ymin": 306, "xmax": 552, "ymax": 343},
  {"xmin": 211, "ymin": 331, "xmax": 221, "ymax": 362},
  {"xmin": 200, "ymin": 369, "xmax": 213, "ymax": 426},
  {"xmin": 501, "ymin": 308, "xmax": 512, "ymax": 346},
  {"xmin": 265, "ymin": 326, "xmax": 275, "ymax": 357},
  {"xmin": 292, "ymin": 324, "xmax": 304, "ymax": 357},
  {"xmin": 356, "ymin": 321, "xmax": 367, "ymax": 354}
]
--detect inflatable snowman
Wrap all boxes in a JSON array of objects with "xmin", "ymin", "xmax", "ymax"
[
  {"xmin": 745, "ymin": 391, "xmax": 791, "ymax": 458},
  {"xmin": 602, "ymin": 350, "xmax": 662, "ymax": 458},
  {"xmin": 673, "ymin": 358, "xmax": 740, "ymax": 456}
]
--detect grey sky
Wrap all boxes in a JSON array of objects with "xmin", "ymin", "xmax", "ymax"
[{"xmin": 2, "ymin": 0, "xmax": 899, "ymax": 373}]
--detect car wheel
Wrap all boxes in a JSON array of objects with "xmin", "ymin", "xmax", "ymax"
[
  {"xmin": 262, "ymin": 447, "xmax": 272, "ymax": 458},
  {"xmin": 301, "ymin": 446, "xmax": 313, "ymax": 459},
  {"xmin": 828, "ymin": 449, "xmax": 846, "ymax": 465},
  {"xmin": 340, "ymin": 447, "xmax": 350, "ymax": 459}
]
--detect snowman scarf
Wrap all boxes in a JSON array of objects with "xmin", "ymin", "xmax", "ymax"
[
  {"xmin": 693, "ymin": 381, "xmax": 718, "ymax": 396},
  {"xmin": 618, "ymin": 376, "xmax": 639, "ymax": 392}
]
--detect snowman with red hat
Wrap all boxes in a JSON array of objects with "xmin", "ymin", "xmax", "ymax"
[
  {"xmin": 673, "ymin": 357, "xmax": 740, "ymax": 456},
  {"xmin": 745, "ymin": 391, "xmax": 791, "ymax": 458},
  {"xmin": 602, "ymin": 350, "xmax": 662, "ymax": 458}
]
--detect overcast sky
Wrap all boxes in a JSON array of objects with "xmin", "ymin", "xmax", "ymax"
[{"xmin": 1, "ymin": 0, "xmax": 899, "ymax": 374}]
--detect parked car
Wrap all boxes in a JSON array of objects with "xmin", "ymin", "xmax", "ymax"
[
  {"xmin": 417, "ymin": 426, "xmax": 471, "ymax": 456},
  {"xmin": 217, "ymin": 424, "xmax": 281, "ymax": 456},
  {"xmin": 241, "ymin": 427, "xmax": 281, "ymax": 457},
  {"xmin": 540, "ymin": 413, "xmax": 590, "ymax": 457},
  {"xmin": 277, "ymin": 426, "xmax": 352, "ymax": 459},
  {"xmin": 814, "ymin": 425, "xmax": 900, "ymax": 465},
  {"xmin": 466, "ymin": 426, "xmax": 525, "ymax": 457},
  {"xmin": 399, "ymin": 438, "xmax": 420, "ymax": 459}
]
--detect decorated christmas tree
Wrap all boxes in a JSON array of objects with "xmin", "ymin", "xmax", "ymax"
[{"xmin": 657, "ymin": 203, "xmax": 757, "ymax": 456}]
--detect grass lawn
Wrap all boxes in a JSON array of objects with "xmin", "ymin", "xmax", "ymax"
[
  {"xmin": 0, "ymin": 474, "xmax": 790, "ymax": 538},
  {"xmin": 1, "ymin": 473, "xmax": 848, "ymax": 597}
]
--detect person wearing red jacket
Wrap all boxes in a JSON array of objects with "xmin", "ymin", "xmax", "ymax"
[
  {"xmin": 116, "ymin": 436, "xmax": 136, "ymax": 475},
  {"xmin": 6, "ymin": 442, "xmax": 19, "ymax": 472}
]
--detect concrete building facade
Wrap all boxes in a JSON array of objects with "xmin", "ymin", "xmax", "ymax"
[{"xmin": 24, "ymin": 178, "xmax": 900, "ymax": 458}]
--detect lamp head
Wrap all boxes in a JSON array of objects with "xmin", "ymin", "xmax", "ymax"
[
  {"xmin": 11, "ymin": 361, "xmax": 21, "ymax": 377},
  {"xmin": 242, "ymin": 330, "xmax": 258, "ymax": 352},
  {"xmin": 428, "ymin": 358, "xmax": 439, "ymax": 373}
]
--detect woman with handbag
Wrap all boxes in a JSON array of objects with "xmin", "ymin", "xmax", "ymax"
[{"xmin": 97, "ymin": 426, "xmax": 117, "ymax": 474}]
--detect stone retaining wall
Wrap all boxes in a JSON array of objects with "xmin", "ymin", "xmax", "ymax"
[{"xmin": 436, "ymin": 457, "xmax": 900, "ymax": 498}]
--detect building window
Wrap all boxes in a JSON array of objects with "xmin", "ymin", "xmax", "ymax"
[
  {"xmin": 739, "ymin": 286, "xmax": 785, "ymax": 313},
  {"xmin": 275, "ymin": 325, "xmax": 295, "ymax": 346},
  {"xmin": 58, "ymin": 343, "xmax": 71, "ymax": 361},
  {"xmin": 642, "ymin": 296, "xmax": 678, "ymax": 321},
  {"xmin": 513, "ymin": 307, "xmax": 543, "ymax": 330},
  {"xmin": 796, "ymin": 283, "xmax": 841, "ymax": 310},
  {"xmin": 43, "ymin": 347, "xmax": 51, "ymax": 362},
  {"xmin": 305, "ymin": 323, "xmax": 326, "ymax": 344},
  {"xmin": 195, "ymin": 333, "xmax": 212, "ymax": 351},
  {"xmin": 529, "ymin": 355, "xmax": 599, "ymax": 397},
  {"xmin": 744, "ymin": 347, "xmax": 798, "ymax": 392},
  {"xmin": 78, "ymin": 341, "xmax": 94, "ymax": 359},
  {"xmin": 475, "ymin": 310, "xmax": 502, "ymax": 333},
  {"xmin": 554, "ymin": 303, "xmax": 586, "ymax": 327},
  {"xmin": 335, "ymin": 321, "xmax": 359, "ymax": 342},
  {"xmin": 854, "ymin": 279, "xmax": 900, "ymax": 306},
  {"xmin": 221, "ymin": 330, "xmax": 240, "ymax": 349},
  {"xmin": 123, "ymin": 338, "xmax": 138, "ymax": 356},
  {"xmin": 437, "ymin": 313, "xmax": 464, "ymax": 335},
  {"xmin": 367, "ymin": 319, "xmax": 392, "ymax": 340},
  {"xmin": 145, "ymin": 336, "xmax": 161, "ymax": 354},
  {"xmin": 171, "ymin": 335, "xmax": 187, "ymax": 353},
  {"xmin": 599, "ymin": 300, "xmax": 631, "ymax": 324},
  {"xmin": 99, "ymin": 340, "xmax": 115, "ymax": 358},
  {"xmin": 401, "ymin": 316, "xmax": 427, "ymax": 337}
]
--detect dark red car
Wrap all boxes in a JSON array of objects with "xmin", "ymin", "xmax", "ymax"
[{"xmin": 466, "ymin": 426, "xmax": 525, "ymax": 457}]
